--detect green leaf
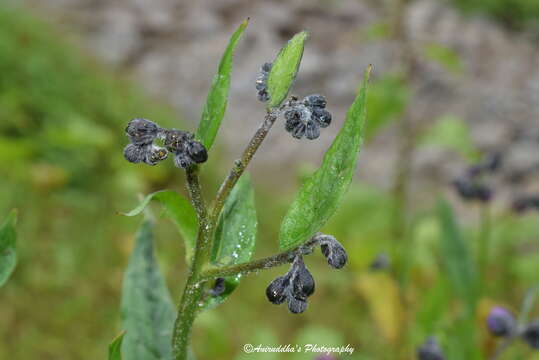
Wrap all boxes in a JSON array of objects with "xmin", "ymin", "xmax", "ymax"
[
  {"xmin": 437, "ymin": 200, "xmax": 477, "ymax": 313},
  {"xmin": 196, "ymin": 19, "xmax": 248, "ymax": 150},
  {"xmin": 423, "ymin": 43, "xmax": 463, "ymax": 75},
  {"xmin": 0, "ymin": 209, "xmax": 17, "ymax": 287},
  {"xmin": 108, "ymin": 332, "xmax": 125, "ymax": 360},
  {"xmin": 279, "ymin": 66, "xmax": 371, "ymax": 251},
  {"xmin": 419, "ymin": 114, "xmax": 479, "ymax": 161},
  {"xmin": 121, "ymin": 190, "xmax": 197, "ymax": 262},
  {"xmin": 121, "ymin": 220, "xmax": 175, "ymax": 360},
  {"xmin": 266, "ymin": 31, "xmax": 309, "ymax": 108},
  {"xmin": 203, "ymin": 174, "xmax": 257, "ymax": 310}
]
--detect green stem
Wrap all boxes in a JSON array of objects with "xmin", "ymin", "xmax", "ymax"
[
  {"xmin": 172, "ymin": 166, "xmax": 209, "ymax": 360},
  {"xmin": 200, "ymin": 237, "xmax": 319, "ymax": 281},
  {"xmin": 209, "ymin": 111, "xmax": 277, "ymax": 229},
  {"xmin": 171, "ymin": 110, "xmax": 279, "ymax": 359}
]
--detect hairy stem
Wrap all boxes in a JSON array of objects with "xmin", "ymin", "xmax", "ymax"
[
  {"xmin": 209, "ymin": 111, "xmax": 277, "ymax": 229},
  {"xmin": 200, "ymin": 238, "xmax": 318, "ymax": 281},
  {"xmin": 172, "ymin": 109, "xmax": 279, "ymax": 359},
  {"xmin": 172, "ymin": 166, "xmax": 209, "ymax": 360}
]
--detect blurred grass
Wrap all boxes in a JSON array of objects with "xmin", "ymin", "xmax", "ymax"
[
  {"xmin": 452, "ymin": 0, "xmax": 539, "ymax": 33},
  {"xmin": 1, "ymin": 3, "xmax": 539, "ymax": 360}
]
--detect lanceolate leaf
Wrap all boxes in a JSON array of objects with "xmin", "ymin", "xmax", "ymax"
[
  {"xmin": 108, "ymin": 332, "xmax": 125, "ymax": 360},
  {"xmin": 266, "ymin": 31, "xmax": 308, "ymax": 108},
  {"xmin": 121, "ymin": 220, "xmax": 175, "ymax": 360},
  {"xmin": 0, "ymin": 209, "xmax": 17, "ymax": 287},
  {"xmin": 203, "ymin": 174, "xmax": 257, "ymax": 310},
  {"xmin": 279, "ymin": 67, "xmax": 371, "ymax": 251},
  {"xmin": 121, "ymin": 190, "xmax": 197, "ymax": 262},
  {"xmin": 196, "ymin": 19, "xmax": 249, "ymax": 150},
  {"xmin": 437, "ymin": 200, "xmax": 477, "ymax": 313}
]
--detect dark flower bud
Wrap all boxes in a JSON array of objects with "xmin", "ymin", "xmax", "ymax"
[
  {"xmin": 319, "ymin": 235, "xmax": 348, "ymax": 269},
  {"xmin": 417, "ymin": 337, "xmax": 445, "ymax": 360},
  {"xmin": 291, "ymin": 256, "xmax": 315, "ymax": 298},
  {"xmin": 209, "ymin": 277, "xmax": 226, "ymax": 297},
  {"xmin": 173, "ymin": 151, "xmax": 194, "ymax": 169},
  {"xmin": 257, "ymin": 90, "xmax": 270, "ymax": 102},
  {"xmin": 305, "ymin": 121, "xmax": 321, "ymax": 140},
  {"xmin": 475, "ymin": 185, "xmax": 493, "ymax": 203},
  {"xmin": 304, "ymin": 94, "xmax": 327, "ymax": 109},
  {"xmin": 125, "ymin": 118, "xmax": 159, "ymax": 145},
  {"xmin": 369, "ymin": 253, "xmax": 390, "ymax": 271},
  {"xmin": 124, "ymin": 143, "xmax": 147, "ymax": 163},
  {"xmin": 287, "ymin": 296, "xmax": 308, "ymax": 314},
  {"xmin": 483, "ymin": 152, "xmax": 502, "ymax": 172},
  {"xmin": 312, "ymin": 108, "xmax": 332, "ymax": 128},
  {"xmin": 266, "ymin": 275, "xmax": 290, "ymax": 305},
  {"xmin": 261, "ymin": 62, "xmax": 272, "ymax": 73},
  {"xmin": 522, "ymin": 320, "xmax": 539, "ymax": 349},
  {"xmin": 164, "ymin": 129, "xmax": 191, "ymax": 152},
  {"xmin": 452, "ymin": 178, "xmax": 476, "ymax": 200},
  {"xmin": 187, "ymin": 140, "xmax": 208, "ymax": 164},
  {"xmin": 255, "ymin": 62, "xmax": 272, "ymax": 102},
  {"xmin": 144, "ymin": 146, "xmax": 168, "ymax": 166},
  {"xmin": 486, "ymin": 306, "xmax": 515, "ymax": 337}
]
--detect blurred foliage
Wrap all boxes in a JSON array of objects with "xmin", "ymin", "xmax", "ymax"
[
  {"xmin": 1, "ymin": 3, "xmax": 539, "ymax": 360},
  {"xmin": 452, "ymin": 0, "xmax": 539, "ymax": 33}
]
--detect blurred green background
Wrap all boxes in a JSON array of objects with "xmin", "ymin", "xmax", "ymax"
[{"xmin": 1, "ymin": 1, "xmax": 539, "ymax": 360}]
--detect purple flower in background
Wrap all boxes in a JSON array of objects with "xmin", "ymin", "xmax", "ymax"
[{"xmin": 486, "ymin": 306, "xmax": 515, "ymax": 337}]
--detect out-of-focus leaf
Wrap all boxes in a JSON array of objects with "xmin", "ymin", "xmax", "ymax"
[
  {"xmin": 121, "ymin": 190, "xmax": 197, "ymax": 262},
  {"xmin": 196, "ymin": 19, "xmax": 248, "ymax": 150},
  {"xmin": 108, "ymin": 332, "xmax": 125, "ymax": 360},
  {"xmin": 203, "ymin": 174, "xmax": 257, "ymax": 310},
  {"xmin": 365, "ymin": 73, "xmax": 409, "ymax": 140},
  {"xmin": 291, "ymin": 326, "xmax": 344, "ymax": 360},
  {"xmin": 266, "ymin": 31, "xmax": 308, "ymax": 108},
  {"xmin": 423, "ymin": 43, "xmax": 463, "ymax": 74},
  {"xmin": 357, "ymin": 273, "xmax": 403, "ymax": 344},
  {"xmin": 0, "ymin": 209, "xmax": 17, "ymax": 287},
  {"xmin": 419, "ymin": 114, "xmax": 479, "ymax": 160},
  {"xmin": 279, "ymin": 66, "xmax": 371, "ymax": 250},
  {"xmin": 437, "ymin": 200, "xmax": 477, "ymax": 312},
  {"xmin": 121, "ymin": 220, "xmax": 175, "ymax": 360},
  {"xmin": 416, "ymin": 278, "xmax": 449, "ymax": 334}
]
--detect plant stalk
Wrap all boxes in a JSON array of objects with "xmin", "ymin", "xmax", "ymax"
[{"xmin": 172, "ymin": 166, "xmax": 209, "ymax": 360}]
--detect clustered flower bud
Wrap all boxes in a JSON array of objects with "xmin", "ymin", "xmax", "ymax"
[
  {"xmin": 124, "ymin": 118, "xmax": 169, "ymax": 166},
  {"xmin": 369, "ymin": 253, "xmax": 390, "ymax": 271},
  {"xmin": 284, "ymin": 95, "xmax": 332, "ymax": 140},
  {"xmin": 255, "ymin": 62, "xmax": 272, "ymax": 102},
  {"xmin": 209, "ymin": 277, "xmax": 226, "ymax": 297},
  {"xmin": 164, "ymin": 129, "xmax": 208, "ymax": 169},
  {"xmin": 266, "ymin": 255, "xmax": 315, "ymax": 314},
  {"xmin": 123, "ymin": 118, "xmax": 208, "ymax": 169},
  {"xmin": 452, "ymin": 178, "xmax": 493, "ymax": 203},
  {"xmin": 318, "ymin": 234, "xmax": 348, "ymax": 269},
  {"xmin": 511, "ymin": 195, "xmax": 539, "ymax": 213},
  {"xmin": 452, "ymin": 152, "xmax": 501, "ymax": 203},
  {"xmin": 417, "ymin": 337, "xmax": 445, "ymax": 360},
  {"xmin": 486, "ymin": 306, "xmax": 515, "ymax": 337}
]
